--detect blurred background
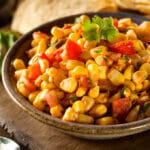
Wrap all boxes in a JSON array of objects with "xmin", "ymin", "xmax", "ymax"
[{"xmin": 0, "ymin": 0, "xmax": 150, "ymax": 34}]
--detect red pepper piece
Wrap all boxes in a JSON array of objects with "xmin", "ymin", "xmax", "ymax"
[
  {"xmin": 110, "ymin": 40, "xmax": 135, "ymax": 55},
  {"xmin": 112, "ymin": 98, "xmax": 131, "ymax": 122},
  {"xmin": 27, "ymin": 62, "xmax": 42, "ymax": 80},
  {"xmin": 65, "ymin": 39, "xmax": 82, "ymax": 60}
]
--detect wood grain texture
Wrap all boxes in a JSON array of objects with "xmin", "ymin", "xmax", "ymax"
[{"xmin": 0, "ymin": 80, "xmax": 150, "ymax": 150}]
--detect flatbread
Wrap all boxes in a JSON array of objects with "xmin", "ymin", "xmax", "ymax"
[
  {"xmin": 11, "ymin": 0, "xmax": 117, "ymax": 34},
  {"xmin": 115, "ymin": 0, "xmax": 150, "ymax": 15}
]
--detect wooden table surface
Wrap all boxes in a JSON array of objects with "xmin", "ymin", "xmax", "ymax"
[{"xmin": 1, "ymin": 80, "xmax": 150, "ymax": 150}]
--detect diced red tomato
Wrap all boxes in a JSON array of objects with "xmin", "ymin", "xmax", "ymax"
[
  {"xmin": 32, "ymin": 31, "xmax": 50, "ymax": 41},
  {"xmin": 45, "ymin": 90, "xmax": 59, "ymax": 108},
  {"xmin": 63, "ymin": 24, "xmax": 72, "ymax": 29},
  {"xmin": 19, "ymin": 75, "xmax": 37, "ymax": 92},
  {"xmin": 113, "ymin": 18, "xmax": 118, "ymax": 29},
  {"xmin": 45, "ymin": 48, "xmax": 63, "ymax": 63},
  {"xmin": 79, "ymin": 76, "xmax": 89, "ymax": 89},
  {"xmin": 112, "ymin": 98, "xmax": 131, "ymax": 122},
  {"xmin": 27, "ymin": 62, "xmax": 42, "ymax": 80},
  {"xmin": 65, "ymin": 39, "xmax": 82, "ymax": 60},
  {"xmin": 53, "ymin": 48, "xmax": 63, "ymax": 62},
  {"xmin": 110, "ymin": 40, "xmax": 135, "ymax": 55},
  {"xmin": 39, "ymin": 53, "xmax": 49, "ymax": 60}
]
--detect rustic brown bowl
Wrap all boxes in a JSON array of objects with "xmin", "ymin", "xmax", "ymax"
[{"xmin": 2, "ymin": 12, "xmax": 150, "ymax": 140}]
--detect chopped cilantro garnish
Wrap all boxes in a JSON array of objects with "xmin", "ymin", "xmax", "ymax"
[
  {"xmin": 82, "ymin": 15, "xmax": 118, "ymax": 42},
  {"xmin": 69, "ymin": 95, "xmax": 78, "ymax": 101},
  {"xmin": 143, "ymin": 102, "xmax": 150, "ymax": 112},
  {"xmin": 120, "ymin": 86, "xmax": 127, "ymax": 98},
  {"xmin": 123, "ymin": 55, "xmax": 130, "ymax": 61},
  {"xmin": 94, "ymin": 49, "xmax": 102, "ymax": 53}
]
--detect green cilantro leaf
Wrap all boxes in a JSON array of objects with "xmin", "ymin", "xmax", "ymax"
[
  {"xmin": 82, "ymin": 15, "xmax": 118, "ymax": 42},
  {"xmin": 94, "ymin": 49, "xmax": 102, "ymax": 53},
  {"xmin": 82, "ymin": 19, "xmax": 101, "ymax": 41}
]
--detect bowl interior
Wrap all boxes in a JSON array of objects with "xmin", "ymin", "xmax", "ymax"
[{"xmin": 2, "ymin": 12, "xmax": 150, "ymax": 139}]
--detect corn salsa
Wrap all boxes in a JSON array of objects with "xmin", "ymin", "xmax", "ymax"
[{"xmin": 13, "ymin": 15, "xmax": 150, "ymax": 125}]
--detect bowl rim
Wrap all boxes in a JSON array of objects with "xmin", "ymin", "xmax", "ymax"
[{"xmin": 2, "ymin": 12, "xmax": 150, "ymax": 139}]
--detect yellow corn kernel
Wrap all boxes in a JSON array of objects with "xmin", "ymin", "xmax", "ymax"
[
  {"xmin": 68, "ymin": 32, "xmax": 80, "ymax": 42},
  {"xmin": 96, "ymin": 116, "xmax": 115, "ymax": 125},
  {"xmin": 62, "ymin": 107, "xmax": 78, "ymax": 122},
  {"xmin": 126, "ymin": 29, "xmax": 137, "ymax": 40},
  {"xmin": 72, "ymin": 100, "xmax": 85, "ymax": 113},
  {"xmin": 140, "ymin": 63, "xmax": 150, "ymax": 76},
  {"xmin": 56, "ymin": 90, "xmax": 64, "ymax": 99},
  {"xmin": 88, "ymin": 86, "xmax": 100, "ymax": 98},
  {"xmin": 13, "ymin": 59, "xmax": 26, "ymax": 70},
  {"xmin": 69, "ymin": 66, "xmax": 88, "ymax": 77},
  {"xmin": 26, "ymin": 47, "xmax": 37, "ymax": 58},
  {"xmin": 16, "ymin": 81, "xmax": 30, "ymax": 97},
  {"xmin": 122, "ymin": 87, "xmax": 131, "ymax": 98},
  {"xmin": 50, "ymin": 104, "xmax": 64, "ymax": 118},
  {"xmin": 108, "ymin": 68, "xmax": 125, "ymax": 86},
  {"xmin": 28, "ymin": 54, "xmax": 38, "ymax": 65},
  {"xmin": 36, "ymin": 39, "xmax": 47, "ymax": 54},
  {"xmin": 124, "ymin": 80, "xmax": 135, "ymax": 91},
  {"xmin": 133, "ymin": 40, "xmax": 145, "ymax": 52},
  {"xmin": 34, "ymin": 75, "xmax": 42, "ymax": 87},
  {"xmin": 109, "ymin": 92, "xmax": 120, "ymax": 103},
  {"xmin": 63, "ymin": 28, "xmax": 72, "ymax": 36},
  {"xmin": 33, "ymin": 91, "xmax": 46, "ymax": 111},
  {"xmin": 84, "ymin": 40, "xmax": 96, "ymax": 49},
  {"xmin": 40, "ymin": 73, "xmax": 49, "ymax": 81},
  {"xmin": 143, "ymin": 80, "xmax": 150, "ymax": 90},
  {"xmin": 28, "ymin": 91, "xmax": 40, "ymax": 103},
  {"xmin": 118, "ymin": 18, "xmax": 135, "ymax": 30},
  {"xmin": 66, "ymin": 60, "xmax": 84, "ymax": 70},
  {"xmin": 81, "ymin": 96, "xmax": 95, "ymax": 112},
  {"xmin": 89, "ymin": 104, "xmax": 107, "ymax": 118},
  {"xmin": 95, "ymin": 55, "xmax": 109, "ymax": 66},
  {"xmin": 38, "ymin": 58, "xmax": 49, "ymax": 73},
  {"xmin": 95, "ymin": 93, "xmax": 108, "ymax": 104},
  {"xmin": 110, "ymin": 33, "xmax": 127, "ymax": 44},
  {"xmin": 71, "ymin": 23, "xmax": 81, "ymax": 32},
  {"xmin": 76, "ymin": 87, "xmax": 87, "ymax": 97},
  {"xmin": 80, "ymin": 15, "xmax": 90, "ymax": 22},
  {"xmin": 40, "ymin": 81, "xmax": 56, "ymax": 90},
  {"xmin": 31, "ymin": 38, "xmax": 42, "ymax": 47},
  {"xmin": 85, "ymin": 59, "xmax": 96, "ymax": 67},
  {"xmin": 130, "ymin": 93, "xmax": 139, "ymax": 101},
  {"xmin": 45, "ymin": 46, "xmax": 57, "ymax": 58},
  {"xmin": 80, "ymin": 50, "xmax": 92, "ymax": 61},
  {"xmin": 90, "ymin": 46, "xmax": 108, "ymax": 59},
  {"xmin": 135, "ymin": 83, "xmax": 143, "ymax": 91},
  {"xmin": 51, "ymin": 26, "xmax": 64, "ymax": 38},
  {"xmin": 117, "ymin": 58, "xmax": 126, "ymax": 71},
  {"xmin": 53, "ymin": 71, "xmax": 66, "ymax": 87},
  {"xmin": 14, "ymin": 69, "xmax": 27, "ymax": 80},
  {"xmin": 124, "ymin": 65, "xmax": 134, "ymax": 80},
  {"xmin": 87, "ymin": 63, "xmax": 100, "ymax": 81},
  {"xmin": 98, "ymin": 66, "xmax": 108, "ymax": 80},
  {"xmin": 132, "ymin": 70, "xmax": 148, "ymax": 84},
  {"xmin": 46, "ymin": 67, "xmax": 58, "ymax": 77},
  {"xmin": 77, "ymin": 114, "xmax": 94, "ymax": 124},
  {"xmin": 126, "ymin": 105, "xmax": 140, "ymax": 122},
  {"xmin": 77, "ymin": 38, "xmax": 85, "ymax": 47},
  {"xmin": 60, "ymin": 77, "xmax": 77, "ymax": 93}
]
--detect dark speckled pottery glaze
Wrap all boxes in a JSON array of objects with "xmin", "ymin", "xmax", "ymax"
[{"xmin": 2, "ymin": 12, "xmax": 150, "ymax": 140}]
